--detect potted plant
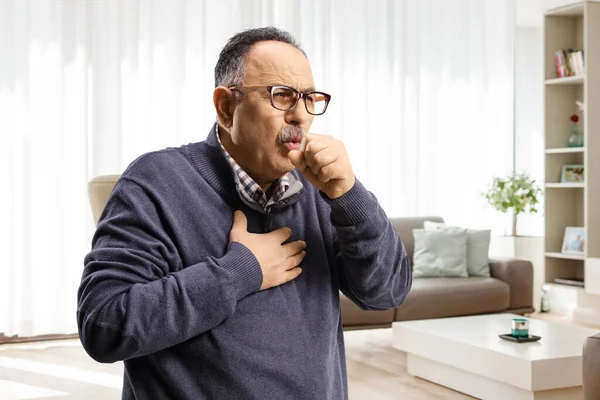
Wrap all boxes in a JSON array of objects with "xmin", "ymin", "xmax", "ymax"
[
  {"xmin": 483, "ymin": 172, "xmax": 542, "ymax": 236},
  {"xmin": 484, "ymin": 172, "xmax": 544, "ymax": 313}
]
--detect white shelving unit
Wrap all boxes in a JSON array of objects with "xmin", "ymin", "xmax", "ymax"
[
  {"xmin": 545, "ymin": 75, "xmax": 586, "ymax": 85},
  {"xmin": 545, "ymin": 182, "xmax": 585, "ymax": 188},
  {"xmin": 545, "ymin": 252, "xmax": 586, "ymax": 261},
  {"xmin": 543, "ymin": 1, "xmax": 600, "ymax": 324},
  {"xmin": 545, "ymin": 147, "xmax": 585, "ymax": 154}
]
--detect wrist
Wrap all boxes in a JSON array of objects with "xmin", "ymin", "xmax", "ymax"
[
  {"xmin": 324, "ymin": 177, "xmax": 356, "ymax": 199},
  {"xmin": 321, "ymin": 178, "xmax": 376, "ymax": 226},
  {"xmin": 223, "ymin": 242, "xmax": 263, "ymax": 300}
]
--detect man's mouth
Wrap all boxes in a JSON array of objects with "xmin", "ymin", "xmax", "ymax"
[
  {"xmin": 278, "ymin": 126, "xmax": 305, "ymax": 151},
  {"xmin": 282, "ymin": 139, "xmax": 302, "ymax": 151}
]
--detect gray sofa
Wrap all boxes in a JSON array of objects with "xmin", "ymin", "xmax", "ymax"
[{"xmin": 342, "ymin": 216, "xmax": 535, "ymax": 329}]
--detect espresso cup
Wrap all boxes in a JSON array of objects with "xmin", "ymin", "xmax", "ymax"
[{"xmin": 512, "ymin": 318, "xmax": 529, "ymax": 337}]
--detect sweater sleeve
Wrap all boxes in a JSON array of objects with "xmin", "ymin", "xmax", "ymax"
[
  {"xmin": 322, "ymin": 179, "xmax": 412, "ymax": 311},
  {"xmin": 77, "ymin": 178, "xmax": 263, "ymax": 363}
]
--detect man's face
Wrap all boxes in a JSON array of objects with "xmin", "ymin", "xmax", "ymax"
[{"xmin": 227, "ymin": 41, "xmax": 315, "ymax": 184}]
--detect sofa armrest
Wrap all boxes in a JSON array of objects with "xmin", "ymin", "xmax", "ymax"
[
  {"xmin": 583, "ymin": 334, "xmax": 600, "ymax": 400},
  {"xmin": 489, "ymin": 257, "xmax": 533, "ymax": 310}
]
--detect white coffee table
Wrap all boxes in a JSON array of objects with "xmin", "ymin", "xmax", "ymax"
[{"xmin": 392, "ymin": 313, "xmax": 597, "ymax": 400}]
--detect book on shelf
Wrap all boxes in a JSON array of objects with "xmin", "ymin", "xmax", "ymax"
[{"xmin": 555, "ymin": 48, "xmax": 585, "ymax": 78}]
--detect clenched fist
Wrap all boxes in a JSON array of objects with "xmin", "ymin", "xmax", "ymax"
[{"xmin": 288, "ymin": 133, "xmax": 355, "ymax": 199}]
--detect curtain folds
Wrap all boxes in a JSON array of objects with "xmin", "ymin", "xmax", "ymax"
[{"xmin": 0, "ymin": 0, "xmax": 515, "ymax": 337}]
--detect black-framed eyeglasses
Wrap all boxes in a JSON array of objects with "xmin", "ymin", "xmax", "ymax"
[{"xmin": 229, "ymin": 85, "xmax": 331, "ymax": 115}]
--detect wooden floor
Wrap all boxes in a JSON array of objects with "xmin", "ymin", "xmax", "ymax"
[
  {"xmin": 344, "ymin": 328, "xmax": 473, "ymax": 400},
  {"xmin": 0, "ymin": 328, "xmax": 472, "ymax": 400}
]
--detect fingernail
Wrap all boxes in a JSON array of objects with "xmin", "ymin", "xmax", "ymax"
[{"xmin": 300, "ymin": 136, "xmax": 307, "ymax": 152}]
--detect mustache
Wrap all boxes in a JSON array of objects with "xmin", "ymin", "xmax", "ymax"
[{"xmin": 277, "ymin": 125, "xmax": 305, "ymax": 144}]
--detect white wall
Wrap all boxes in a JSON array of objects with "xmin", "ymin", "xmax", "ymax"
[
  {"xmin": 514, "ymin": 24, "xmax": 544, "ymax": 236},
  {"xmin": 517, "ymin": 0, "xmax": 583, "ymax": 26},
  {"xmin": 512, "ymin": 0, "xmax": 584, "ymax": 236}
]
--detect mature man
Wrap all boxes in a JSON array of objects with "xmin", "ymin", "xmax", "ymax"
[{"xmin": 77, "ymin": 27, "xmax": 412, "ymax": 399}]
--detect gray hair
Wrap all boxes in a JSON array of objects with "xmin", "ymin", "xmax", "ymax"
[{"xmin": 214, "ymin": 27, "xmax": 307, "ymax": 88}]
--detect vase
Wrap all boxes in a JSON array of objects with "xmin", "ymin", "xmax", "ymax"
[{"xmin": 568, "ymin": 123, "xmax": 584, "ymax": 147}]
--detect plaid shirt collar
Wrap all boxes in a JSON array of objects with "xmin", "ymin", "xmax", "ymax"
[{"xmin": 216, "ymin": 124, "xmax": 291, "ymax": 210}]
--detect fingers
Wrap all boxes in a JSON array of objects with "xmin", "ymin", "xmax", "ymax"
[
  {"xmin": 303, "ymin": 140, "xmax": 328, "ymax": 168},
  {"xmin": 299, "ymin": 135, "xmax": 307, "ymax": 152},
  {"xmin": 229, "ymin": 210, "xmax": 247, "ymax": 242},
  {"xmin": 271, "ymin": 226, "xmax": 293, "ymax": 243},
  {"xmin": 297, "ymin": 167, "xmax": 323, "ymax": 189},
  {"xmin": 303, "ymin": 149, "xmax": 339, "ymax": 184},
  {"xmin": 283, "ymin": 266, "xmax": 303, "ymax": 283},
  {"xmin": 286, "ymin": 251, "xmax": 306, "ymax": 270},
  {"xmin": 284, "ymin": 240, "xmax": 307, "ymax": 256},
  {"xmin": 287, "ymin": 150, "xmax": 306, "ymax": 171},
  {"xmin": 308, "ymin": 149, "xmax": 337, "ymax": 176},
  {"xmin": 302, "ymin": 136, "xmax": 344, "ymax": 183},
  {"xmin": 317, "ymin": 163, "xmax": 342, "ymax": 183}
]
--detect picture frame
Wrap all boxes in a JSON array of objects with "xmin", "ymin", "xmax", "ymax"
[
  {"xmin": 561, "ymin": 164, "xmax": 584, "ymax": 183},
  {"xmin": 561, "ymin": 226, "xmax": 586, "ymax": 255}
]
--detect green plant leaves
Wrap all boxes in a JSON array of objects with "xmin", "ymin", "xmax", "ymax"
[{"xmin": 483, "ymin": 172, "xmax": 542, "ymax": 216}]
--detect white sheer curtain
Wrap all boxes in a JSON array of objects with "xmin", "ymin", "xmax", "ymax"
[
  {"xmin": 0, "ymin": 0, "xmax": 515, "ymax": 337},
  {"xmin": 0, "ymin": 0, "xmax": 89, "ymax": 337}
]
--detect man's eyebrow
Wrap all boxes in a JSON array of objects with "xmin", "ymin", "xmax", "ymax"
[{"xmin": 272, "ymin": 83, "xmax": 316, "ymax": 92}]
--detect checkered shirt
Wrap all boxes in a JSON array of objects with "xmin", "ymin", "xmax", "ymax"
[{"xmin": 216, "ymin": 124, "xmax": 291, "ymax": 210}]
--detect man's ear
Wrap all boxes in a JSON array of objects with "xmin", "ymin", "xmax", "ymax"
[{"xmin": 213, "ymin": 87, "xmax": 235, "ymax": 129}]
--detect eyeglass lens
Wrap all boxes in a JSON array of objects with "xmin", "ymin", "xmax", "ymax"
[{"xmin": 271, "ymin": 87, "xmax": 328, "ymax": 115}]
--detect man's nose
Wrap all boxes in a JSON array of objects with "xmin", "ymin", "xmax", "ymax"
[{"xmin": 284, "ymin": 98, "xmax": 312, "ymax": 126}]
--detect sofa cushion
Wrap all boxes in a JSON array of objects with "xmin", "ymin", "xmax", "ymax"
[
  {"xmin": 412, "ymin": 228, "xmax": 469, "ymax": 278},
  {"xmin": 389, "ymin": 216, "xmax": 444, "ymax": 264},
  {"xmin": 423, "ymin": 220, "xmax": 491, "ymax": 277},
  {"xmin": 394, "ymin": 277, "xmax": 510, "ymax": 321},
  {"xmin": 340, "ymin": 294, "xmax": 395, "ymax": 327}
]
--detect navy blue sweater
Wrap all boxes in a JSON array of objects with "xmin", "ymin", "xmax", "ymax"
[{"xmin": 77, "ymin": 126, "xmax": 412, "ymax": 400}]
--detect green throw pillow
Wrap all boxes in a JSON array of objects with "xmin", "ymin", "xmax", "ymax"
[
  {"xmin": 423, "ymin": 220, "xmax": 491, "ymax": 277},
  {"xmin": 412, "ymin": 228, "xmax": 469, "ymax": 278}
]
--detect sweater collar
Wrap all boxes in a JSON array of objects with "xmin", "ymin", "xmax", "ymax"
[{"xmin": 186, "ymin": 123, "xmax": 306, "ymax": 211}]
